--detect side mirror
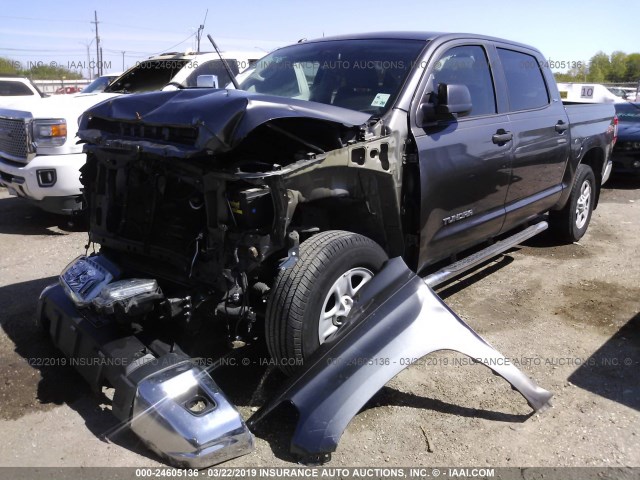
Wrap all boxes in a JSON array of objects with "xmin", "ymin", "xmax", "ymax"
[
  {"xmin": 196, "ymin": 75, "xmax": 219, "ymax": 88},
  {"xmin": 419, "ymin": 83, "xmax": 472, "ymax": 125}
]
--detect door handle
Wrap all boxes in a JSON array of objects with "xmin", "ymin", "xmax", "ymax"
[
  {"xmin": 492, "ymin": 129, "xmax": 513, "ymax": 145},
  {"xmin": 555, "ymin": 121, "xmax": 569, "ymax": 133}
]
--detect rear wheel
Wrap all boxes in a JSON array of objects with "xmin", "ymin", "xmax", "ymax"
[
  {"xmin": 549, "ymin": 164, "xmax": 596, "ymax": 243},
  {"xmin": 265, "ymin": 230, "xmax": 387, "ymax": 375}
]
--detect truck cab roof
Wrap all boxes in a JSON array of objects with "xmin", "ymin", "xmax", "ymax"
[{"xmin": 299, "ymin": 31, "xmax": 540, "ymax": 52}]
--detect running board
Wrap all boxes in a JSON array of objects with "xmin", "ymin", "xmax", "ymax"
[{"xmin": 423, "ymin": 221, "xmax": 548, "ymax": 289}]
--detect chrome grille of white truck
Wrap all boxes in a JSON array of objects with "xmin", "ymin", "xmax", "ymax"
[{"xmin": 0, "ymin": 117, "xmax": 29, "ymax": 162}]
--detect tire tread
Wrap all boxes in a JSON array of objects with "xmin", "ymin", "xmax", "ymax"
[{"xmin": 265, "ymin": 230, "xmax": 386, "ymax": 375}]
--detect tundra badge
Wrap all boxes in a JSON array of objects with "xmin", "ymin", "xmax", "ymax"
[{"xmin": 443, "ymin": 209, "xmax": 473, "ymax": 225}]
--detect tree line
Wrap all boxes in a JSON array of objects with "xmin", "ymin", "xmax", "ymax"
[
  {"xmin": 0, "ymin": 57, "xmax": 82, "ymax": 80},
  {"xmin": 554, "ymin": 51, "xmax": 640, "ymax": 84}
]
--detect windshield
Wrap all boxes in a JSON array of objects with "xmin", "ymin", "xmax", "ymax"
[
  {"xmin": 615, "ymin": 103, "xmax": 640, "ymax": 122},
  {"xmin": 105, "ymin": 59, "xmax": 189, "ymax": 93},
  {"xmin": 82, "ymin": 75, "xmax": 116, "ymax": 93},
  {"xmin": 237, "ymin": 39, "xmax": 426, "ymax": 115}
]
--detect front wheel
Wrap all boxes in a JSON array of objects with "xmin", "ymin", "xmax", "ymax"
[
  {"xmin": 549, "ymin": 164, "xmax": 596, "ymax": 243},
  {"xmin": 265, "ymin": 230, "xmax": 388, "ymax": 375}
]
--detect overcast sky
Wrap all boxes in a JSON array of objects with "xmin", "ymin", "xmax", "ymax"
[{"xmin": 1, "ymin": 0, "xmax": 638, "ymax": 76}]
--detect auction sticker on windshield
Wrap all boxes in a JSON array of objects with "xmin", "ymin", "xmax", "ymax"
[{"xmin": 371, "ymin": 93, "xmax": 390, "ymax": 107}]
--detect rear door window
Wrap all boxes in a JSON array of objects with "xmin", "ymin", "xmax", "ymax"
[{"xmin": 497, "ymin": 48, "xmax": 549, "ymax": 111}]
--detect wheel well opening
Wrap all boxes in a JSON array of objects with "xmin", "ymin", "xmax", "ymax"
[
  {"xmin": 580, "ymin": 148, "xmax": 604, "ymax": 208},
  {"xmin": 291, "ymin": 197, "xmax": 388, "ymax": 249}
]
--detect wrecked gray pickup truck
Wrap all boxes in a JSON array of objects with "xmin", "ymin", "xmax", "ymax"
[{"xmin": 38, "ymin": 32, "xmax": 616, "ymax": 467}]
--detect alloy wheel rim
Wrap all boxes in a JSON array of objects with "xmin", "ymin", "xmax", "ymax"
[
  {"xmin": 575, "ymin": 180, "xmax": 591, "ymax": 230},
  {"xmin": 318, "ymin": 267, "xmax": 373, "ymax": 344}
]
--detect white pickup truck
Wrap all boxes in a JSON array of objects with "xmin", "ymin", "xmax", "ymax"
[
  {"xmin": 0, "ymin": 76, "xmax": 44, "ymax": 106},
  {"xmin": 0, "ymin": 51, "xmax": 258, "ymax": 214}
]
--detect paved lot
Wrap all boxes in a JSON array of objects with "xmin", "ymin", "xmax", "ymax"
[{"xmin": 0, "ymin": 178, "xmax": 638, "ymax": 468}]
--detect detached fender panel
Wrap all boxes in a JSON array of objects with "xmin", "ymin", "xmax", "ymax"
[{"xmin": 249, "ymin": 257, "xmax": 553, "ymax": 459}]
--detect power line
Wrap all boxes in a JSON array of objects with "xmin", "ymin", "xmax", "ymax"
[
  {"xmin": 0, "ymin": 47, "xmax": 86, "ymax": 53},
  {"xmin": 151, "ymin": 32, "xmax": 196, "ymax": 56},
  {"xmin": 0, "ymin": 15, "xmax": 86, "ymax": 23},
  {"xmin": 0, "ymin": 53, "xmax": 86, "ymax": 58},
  {"xmin": 104, "ymin": 48, "xmax": 153, "ymax": 55},
  {"xmin": 101, "ymin": 21, "xmax": 188, "ymax": 35},
  {"xmin": 0, "ymin": 15, "xmax": 192, "ymax": 35}
]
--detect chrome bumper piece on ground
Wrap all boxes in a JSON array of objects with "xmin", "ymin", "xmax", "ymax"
[
  {"xmin": 37, "ymin": 284, "xmax": 253, "ymax": 468},
  {"xmin": 131, "ymin": 363, "xmax": 254, "ymax": 468}
]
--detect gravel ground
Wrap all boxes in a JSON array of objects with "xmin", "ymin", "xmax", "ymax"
[{"xmin": 0, "ymin": 177, "xmax": 638, "ymax": 469}]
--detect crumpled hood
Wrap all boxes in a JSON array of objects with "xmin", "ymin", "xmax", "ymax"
[{"xmin": 78, "ymin": 88, "xmax": 371, "ymax": 155}]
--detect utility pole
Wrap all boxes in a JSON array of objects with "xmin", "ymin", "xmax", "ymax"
[
  {"xmin": 87, "ymin": 44, "xmax": 92, "ymax": 80},
  {"xmin": 80, "ymin": 39, "xmax": 95, "ymax": 80},
  {"xmin": 92, "ymin": 11, "xmax": 101, "ymax": 76},
  {"xmin": 122, "ymin": 51, "xmax": 125, "ymax": 71},
  {"xmin": 196, "ymin": 9, "xmax": 208, "ymax": 53}
]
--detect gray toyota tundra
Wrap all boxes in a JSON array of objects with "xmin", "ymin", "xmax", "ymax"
[{"xmin": 38, "ymin": 32, "xmax": 617, "ymax": 467}]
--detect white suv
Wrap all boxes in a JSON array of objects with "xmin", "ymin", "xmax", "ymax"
[{"xmin": 0, "ymin": 51, "xmax": 258, "ymax": 214}]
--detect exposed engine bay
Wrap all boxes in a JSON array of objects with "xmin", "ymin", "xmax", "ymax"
[{"xmin": 77, "ymin": 89, "xmax": 405, "ymax": 345}]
